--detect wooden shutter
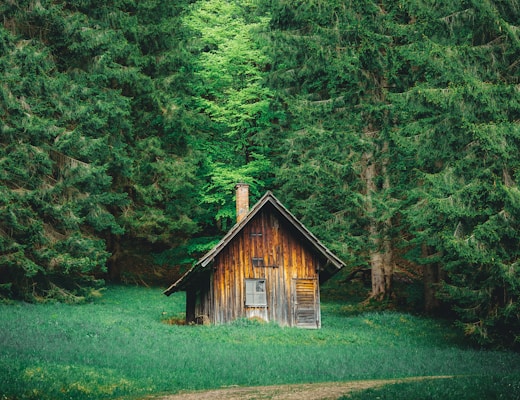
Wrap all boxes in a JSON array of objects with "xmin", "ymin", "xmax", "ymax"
[{"xmin": 293, "ymin": 278, "xmax": 319, "ymax": 328}]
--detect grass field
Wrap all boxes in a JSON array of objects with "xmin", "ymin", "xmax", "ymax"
[{"xmin": 1, "ymin": 285, "xmax": 519, "ymax": 399}]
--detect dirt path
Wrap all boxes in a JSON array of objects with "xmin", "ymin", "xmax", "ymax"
[{"xmin": 153, "ymin": 376, "xmax": 454, "ymax": 400}]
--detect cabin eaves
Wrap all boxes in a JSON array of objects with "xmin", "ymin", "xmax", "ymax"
[{"xmin": 164, "ymin": 191, "xmax": 344, "ymax": 296}]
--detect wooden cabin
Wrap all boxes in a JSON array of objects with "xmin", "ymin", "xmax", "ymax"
[{"xmin": 164, "ymin": 184, "xmax": 345, "ymax": 328}]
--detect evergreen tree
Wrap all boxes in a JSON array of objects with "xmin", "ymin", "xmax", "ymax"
[
  {"xmin": 264, "ymin": 0, "xmax": 519, "ymax": 347},
  {"xmin": 182, "ymin": 0, "xmax": 275, "ymax": 233},
  {"xmin": 0, "ymin": 0, "xmax": 198, "ymax": 297},
  {"xmin": 0, "ymin": 18, "xmax": 122, "ymax": 300},
  {"xmin": 265, "ymin": 0, "xmax": 398, "ymax": 295},
  {"xmin": 389, "ymin": 0, "xmax": 520, "ymax": 346}
]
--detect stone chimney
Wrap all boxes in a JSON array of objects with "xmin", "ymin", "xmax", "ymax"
[{"xmin": 235, "ymin": 183, "xmax": 249, "ymax": 223}]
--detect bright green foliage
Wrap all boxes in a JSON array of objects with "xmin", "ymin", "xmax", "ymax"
[{"xmin": 183, "ymin": 0, "xmax": 276, "ymax": 231}]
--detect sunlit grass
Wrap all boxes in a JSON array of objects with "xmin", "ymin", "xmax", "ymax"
[
  {"xmin": 1, "ymin": 285, "xmax": 519, "ymax": 399},
  {"xmin": 342, "ymin": 375, "xmax": 520, "ymax": 400}
]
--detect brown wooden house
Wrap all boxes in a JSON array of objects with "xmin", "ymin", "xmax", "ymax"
[{"xmin": 164, "ymin": 184, "xmax": 345, "ymax": 328}]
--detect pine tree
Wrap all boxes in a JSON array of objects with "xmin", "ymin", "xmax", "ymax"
[
  {"xmin": 264, "ymin": 0, "xmax": 399, "ymax": 296},
  {"xmin": 0, "ymin": 20, "xmax": 121, "ymax": 300},
  {"xmin": 0, "ymin": 0, "xmax": 198, "ymax": 297},
  {"xmin": 182, "ymin": 0, "xmax": 275, "ymax": 232},
  {"xmin": 389, "ymin": 0, "xmax": 520, "ymax": 346}
]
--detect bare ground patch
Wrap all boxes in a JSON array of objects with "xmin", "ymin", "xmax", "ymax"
[{"xmin": 152, "ymin": 375, "xmax": 454, "ymax": 400}]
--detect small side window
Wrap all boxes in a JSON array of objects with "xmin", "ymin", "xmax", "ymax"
[
  {"xmin": 245, "ymin": 279, "xmax": 267, "ymax": 307},
  {"xmin": 252, "ymin": 257, "xmax": 265, "ymax": 267}
]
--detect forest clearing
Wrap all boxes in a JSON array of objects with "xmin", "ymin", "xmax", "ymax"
[
  {"xmin": 1, "ymin": 5, "xmax": 520, "ymax": 400},
  {"xmin": 2, "ymin": 0, "xmax": 520, "ymax": 350},
  {"xmin": 1, "ymin": 286, "xmax": 519, "ymax": 399}
]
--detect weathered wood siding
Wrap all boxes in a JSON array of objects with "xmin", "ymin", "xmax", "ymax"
[
  {"xmin": 293, "ymin": 278, "xmax": 320, "ymax": 328},
  {"xmin": 206, "ymin": 204, "xmax": 322, "ymax": 328}
]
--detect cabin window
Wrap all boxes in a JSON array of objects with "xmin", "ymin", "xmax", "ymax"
[
  {"xmin": 252, "ymin": 257, "xmax": 278, "ymax": 268},
  {"xmin": 252, "ymin": 257, "xmax": 265, "ymax": 267},
  {"xmin": 245, "ymin": 279, "xmax": 267, "ymax": 307}
]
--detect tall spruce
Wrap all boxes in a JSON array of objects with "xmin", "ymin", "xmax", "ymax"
[
  {"xmin": 182, "ymin": 0, "xmax": 275, "ymax": 234},
  {"xmin": 390, "ymin": 0, "xmax": 520, "ymax": 347},
  {"xmin": 0, "ymin": 11, "xmax": 123, "ymax": 300},
  {"xmin": 0, "ymin": 0, "xmax": 198, "ymax": 298},
  {"xmin": 264, "ymin": 0, "xmax": 519, "ymax": 347},
  {"xmin": 265, "ymin": 0, "xmax": 398, "ymax": 296}
]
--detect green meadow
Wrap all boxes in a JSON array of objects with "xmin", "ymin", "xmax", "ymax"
[{"xmin": 1, "ymin": 285, "xmax": 519, "ymax": 399}]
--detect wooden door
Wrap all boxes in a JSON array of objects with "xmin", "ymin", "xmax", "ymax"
[{"xmin": 293, "ymin": 278, "xmax": 320, "ymax": 328}]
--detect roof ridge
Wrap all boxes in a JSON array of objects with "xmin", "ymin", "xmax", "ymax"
[{"xmin": 164, "ymin": 190, "xmax": 344, "ymax": 296}]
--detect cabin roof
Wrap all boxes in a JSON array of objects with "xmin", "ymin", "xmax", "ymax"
[{"xmin": 164, "ymin": 191, "xmax": 345, "ymax": 295}]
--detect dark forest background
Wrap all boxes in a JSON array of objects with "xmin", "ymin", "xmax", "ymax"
[{"xmin": 1, "ymin": 0, "xmax": 519, "ymax": 348}]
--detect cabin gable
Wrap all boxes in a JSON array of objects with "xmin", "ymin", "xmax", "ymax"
[
  {"xmin": 164, "ymin": 188, "xmax": 344, "ymax": 328},
  {"xmin": 209, "ymin": 206, "xmax": 323, "ymax": 327}
]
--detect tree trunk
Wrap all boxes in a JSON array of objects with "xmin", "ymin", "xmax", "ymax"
[
  {"xmin": 369, "ymin": 231, "xmax": 394, "ymax": 299},
  {"xmin": 362, "ymin": 132, "xmax": 394, "ymax": 300},
  {"xmin": 422, "ymin": 244, "xmax": 440, "ymax": 312},
  {"xmin": 107, "ymin": 237, "xmax": 122, "ymax": 282}
]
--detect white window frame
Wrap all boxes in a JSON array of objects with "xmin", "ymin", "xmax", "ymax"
[{"xmin": 245, "ymin": 279, "xmax": 267, "ymax": 307}]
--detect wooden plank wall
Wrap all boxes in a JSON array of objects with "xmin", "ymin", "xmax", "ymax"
[
  {"xmin": 209, "ymin": 205, "xmax": 322, "ymax": 327},
  {"xmin": 293, "ymin": 278, "xmax": 320, "ymax": 328}
]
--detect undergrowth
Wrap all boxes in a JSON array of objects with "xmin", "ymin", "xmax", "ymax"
[{"xmin": 0, "ymin": 285, "xmax": 519, "ymax": 399}]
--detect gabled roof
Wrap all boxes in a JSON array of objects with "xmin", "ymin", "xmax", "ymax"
[{"xmin": 164, "ymin": 191, "xmax": 345, "ymax": 295}]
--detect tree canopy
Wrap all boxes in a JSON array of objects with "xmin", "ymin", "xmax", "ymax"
[{"xmin": 1, "ymin": 0, "xmax": 518, "ymax": 348}]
